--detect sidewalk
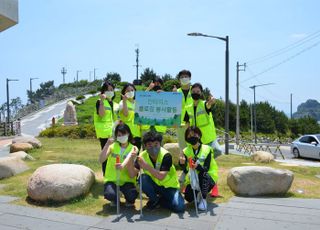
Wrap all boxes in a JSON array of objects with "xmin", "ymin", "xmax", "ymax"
[{"xmin": 0, "ymin": 195, "xmax": 320, "ymax": 229}]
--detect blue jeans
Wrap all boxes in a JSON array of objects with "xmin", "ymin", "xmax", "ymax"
[{"xmin": 140, "ymin": 174, "xmax": 185, "ymax": 213}]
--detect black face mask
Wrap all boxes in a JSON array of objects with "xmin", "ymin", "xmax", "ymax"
[
  {"xmin": 187, "ymin": 136, "xmax": 199, "ymax": 145},
  {"xmin": 153, "ymin": 85, "xmax": 162, "ymax": 91},
  {"xmin": 191, "ymin": 93, "xmax": 201, "ymax": 100}
]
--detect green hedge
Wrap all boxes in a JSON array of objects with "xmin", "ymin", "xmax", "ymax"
[{"xmin": 39, "ymin": 124, "xmax": 96, "ymax": 139}]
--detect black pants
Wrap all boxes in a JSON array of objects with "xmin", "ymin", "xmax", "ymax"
[
  {"xmin": 184, "ymin": 172, "xmax": 215, "ymax": 202},
  {"xmin": 104, "ymin": 182, "xmax": 138, "ymax": 204},
  {"xmin": 99, "ymin": 138, "xmax": 108, "ymax": 175}
]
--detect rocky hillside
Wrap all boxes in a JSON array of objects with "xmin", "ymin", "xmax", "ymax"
[{"xmin": 293, "ymin": 99, "xmax": 320, "ymax": 121}]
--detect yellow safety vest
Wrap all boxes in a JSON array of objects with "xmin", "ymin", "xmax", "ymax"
[
  {"xmin": 177, "ymin": 87, "xmax": 193, "ymax": 126},
  {"xmin": 183, "ymin": 144, "xmax": 218, "ymax": 183},
  {"xmin": 119, "ymin": 100, "xmax": 141, "ymax": 138},
  {"xmin": 140, "ymin": 147, "xmax": 179, "ymax": 189},
  {"xmin": 93, "ymin": 100, "xmax": 119, "ymax": 138},
  {"xmin": 186, "ymin": 100, "xmax": 217, "ymax": 144},
  {"xmin": 104, "ymin": 142, "xmax": 137, "ymax": 185}
]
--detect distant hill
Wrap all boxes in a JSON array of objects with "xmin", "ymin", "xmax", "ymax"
[{"xmin": 293, "ymin": 99, "xmax": 320, "ymax": 121}]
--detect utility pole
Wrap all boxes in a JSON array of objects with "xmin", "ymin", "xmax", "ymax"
[
  {"xmin": 249, "ymin": 83, "xmax": 274, "ymax": 143},
  {"xmin": 61, "ymin": 67, "xmax": 67, "ymax": 84},
  {"xmin": 94, "ymin": 68, "xmax": 97, "ymax": 80},
  {"xmin": 290, "ymin": 93, "xmax": 293, "ymax": 119},
  {"xmin": 236, "ymin": 62, "xmax": 246, "ymax": 145}
]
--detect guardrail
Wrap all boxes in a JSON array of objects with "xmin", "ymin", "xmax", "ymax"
[{"xmin": 236, "ymin": 142, "xmax": 285, "ymax": 159}]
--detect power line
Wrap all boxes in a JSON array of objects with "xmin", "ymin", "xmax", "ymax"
[
  {"xmin": 241, "ymin": 40, "xmax": 320, "ymax": 83},
  {"xmin": 247, "ymin": 29, "xmax": 320, "ymax": 65}
]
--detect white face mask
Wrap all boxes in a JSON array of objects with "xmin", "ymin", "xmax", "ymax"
[
  {"xmin": 125, "ymin": 91, "xmax": 135, "ymax": 99},
  {"xmin": 117, "ymin": 135, "xmax": 128, "ymax": 144},
  {"xmin": 105, "ymin": 91, "xmax": 114, "ymax": 99},
  {"xmin": 180, "ymin": 77, "xmax": 190, "ymax": 86}
]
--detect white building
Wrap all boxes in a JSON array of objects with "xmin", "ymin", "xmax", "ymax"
[{"xmin": 0, "ymin": 0, "xmax": 18, "ymax": 32}]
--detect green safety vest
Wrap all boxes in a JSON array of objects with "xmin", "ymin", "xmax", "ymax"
[
  {"xmin": 104, "ymin": 142, "xmax": 137, "ymax": 185},
  {"xmin": 93, "ymin": 100, "xmax": 119, "ymax": 138},
  {"xmin": 186, "ymin": 100, "xmax": 217, "ymax": 144},
  {"xmin": 183, "ymin": 144, "xmax": 218, "ymax": 183},
  {"xmin": 141, "ymin": 124, "xmax": 167, "ymax": 134},
  {"xmin": 140, "ymin": 147, "xmax": 179, "ymax": 189},
  {"xmin": 119, "ymin": 100, "xmax": 141, "ymax": 138},
  {"xmin": 177, "ymin": 87, "xmax": 193, "ymax": 126}
]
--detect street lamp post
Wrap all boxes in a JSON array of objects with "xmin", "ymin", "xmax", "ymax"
[
  {"xmin": 249, "ymin": 83, "xmax": 274, "ymax": 143},
  {"xmin": 30, "ymin": 77, "xmax": 39, "ymax": 93},
  {"xmin": 187, "ymin": 32, "xmax": 230, "ymax": 154},
  {"xmin": 6, "ymin": 78, "xmax": 19, "ymax": 124},
  {"xmin": 236, "ymin": 62, "xmax": 246, "ymax": 145}
]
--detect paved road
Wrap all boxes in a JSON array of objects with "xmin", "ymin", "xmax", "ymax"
[
  {"xmin": 1, "ymin": 195, "xmax": 320, "ymax": 230},
  {"xmin": 20, "ymin": 99, "xmax": 71, "ymax": 137}
]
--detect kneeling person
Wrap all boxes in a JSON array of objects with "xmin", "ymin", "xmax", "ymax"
[
  {"xmin": 136, "ymin": 131, "xmax": 185, "ymax": 213},
  {"xmin": 101, "ymin": 124, "xmax": 138, "ymax": 207},
  {"xmin": 179, "ymin": 126, "xmax": 218, "ymax": 211}
]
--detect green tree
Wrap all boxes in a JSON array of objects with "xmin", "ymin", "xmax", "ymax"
[
  {"xmin": 239, "ymin": 100, "xmax": 250, "ymax": 132},
  {"xmin": 163, "ymin": 79, "xmax": 180, "ymax": 92},
  {"xmin": 105, "ymin": 72, "xmax": 121, "ymax": 86},
  {"xmin": 140, "ymin": 68, "xmax": 158, "ymax": 86},
  {"xmin": 161, "ymin": 73, "xmax": 173, "ymax": 83}
]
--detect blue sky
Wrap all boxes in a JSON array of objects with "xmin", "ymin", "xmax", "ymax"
[{"xmin": 1, "ymin": 0, "xmax": 319, "ymax": 115}]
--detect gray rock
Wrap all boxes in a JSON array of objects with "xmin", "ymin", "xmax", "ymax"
[
  {"xmin": 10, "ymin": 142, "xmax": 33, "ymax": 153},
  {"xmin": 0, "ymin": 156, "xmax": 30, "ymax": 179},
  {"xmin": 163, "ymin": 143, "xmax": 182, "ymax": 166},
  {"xmin": 227, "ymin": 166, "xmax": 294, "ymax": 196},
  {"xmin": 27, "ymin": 164, "xmax": 95, "ymax": 202},
  {"xmin": 63, "ymin": 101, "xmax": 78, "ymax": 126},
  {"xmin": 10, "ymin": 151, "xmax": 35, "ymax": 161},
  {"xmin": 251, "ymin": 151, "xmax": 274, "ymax": 163},
  {"xmin": 12, "ymin": 136, "xmax": 42, "ymax": 148}
]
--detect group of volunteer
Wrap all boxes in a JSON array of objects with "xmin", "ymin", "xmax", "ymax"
[{"xmin": 94, "ymin": 69, "xmax": 219, "ymax": 213}]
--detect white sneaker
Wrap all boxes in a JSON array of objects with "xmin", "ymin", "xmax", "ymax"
[{"xmin": 198, "ymin": 199, "xmax": 207, "ymax": 211}]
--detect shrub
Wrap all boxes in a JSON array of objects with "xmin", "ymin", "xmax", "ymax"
[
  {"xmin": 76, "ymin": 95, "xmax": 85, "ymax": 100},
  {"xmin": 39, "ymin": 124, "xmax": 96, "ymax": 139}
]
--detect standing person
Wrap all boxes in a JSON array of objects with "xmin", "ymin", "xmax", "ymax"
[
  {"xmin": 184, "ymin": 83, "xmax": 220, "ymax": 154},
  {"xmin": 119, "ymin": 83, "xmax": 142, "ymax": 150},
  {"xmin": 94, "ymin": 80, "xmax": 119, "ymax": 175},
  {"xmin": 142, "ymin": 77, "xmax": 167, "ymax": 135},
  {"xmin": 173, "ymin": 70, "xmax": 193, "ymax": 150},
  {"xmin": 135, "ymin": 131, "xmax": 185, "ymax": 213},
  {"xmin": 179, "ymin": 126, "xmax": 218, "ymax": 211},
  {"xmin": 99, "ymin": 124, "xmax": 139, "ymax": 207}
]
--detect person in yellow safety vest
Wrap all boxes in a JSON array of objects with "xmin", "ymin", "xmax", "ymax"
[
  {"xmin": 179, "ymin": 126, "xmax": 218, "ymax": 211},
  {"xmin": 99, "ymin": 123, "xmax": 139, "ymax": 207},
  {"xmin": 119, "ymin": 83, "xmax": 142, "ymax": 150},
  {"xmin": 141, "ymin": 77, "xmax": 167, "ymax": 135},
  {"xmin": 173, "ymin": 69, "xmax": 194, "ymax": 150},
  {"xmin": 133, "ymin": 131, "xmax": 185, "ymax": 213},
  {"xmin": 184, "ymin": 82, "xmax": 222, "ymax": 158},
  {"xmin": 94, "ymin": 80, "xmax": 119, "ymax": 175}
]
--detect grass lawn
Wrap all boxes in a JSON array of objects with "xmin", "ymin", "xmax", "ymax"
[{"xmin": 1, "ymin": 137, "xmax": 320, "ymax": 216}]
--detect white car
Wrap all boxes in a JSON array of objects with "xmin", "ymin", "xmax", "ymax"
[{"xmin": 291, "ymin": 134, "xmax": 320, "ymax": 160}]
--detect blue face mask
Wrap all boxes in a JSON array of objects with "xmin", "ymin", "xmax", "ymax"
[{"xmin": 147, "ymin": 146, "xmax": 160, "ymax": 157}]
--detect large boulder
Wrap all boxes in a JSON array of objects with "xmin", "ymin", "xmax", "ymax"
[
  {"xmin": 227, "ymin": 166, "xmax": 294, "ymax": 196},
  {"xmin": 163, "ymin": 143, "xmax": 181, "ymax": 165},
  {"xmin": 27, "ymin": 164, "xmax": 95, "ymax": 202},
  {"xmin": 0, "ymin": 156, "xmax": 30, "ymax": 179},
  {"xmin": 10, "ymin": 143, "xmax": 33, "ymax": 153},
  {"xmin": 251, "ymin": 151, "xmax": 274, "ymax": 163},
  {"xmin": 63, "ymin": 101, "xmax": 78, "ymax": 126},
  {"xmin": 12, "ymin": 136, "xmax": 42, "ymax": 148},
  {"xmin": 10, "ymin": 151, "xmax": 35, "ymax": 161}
]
